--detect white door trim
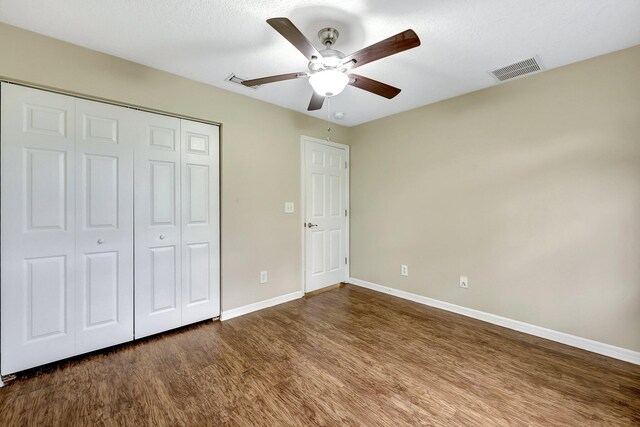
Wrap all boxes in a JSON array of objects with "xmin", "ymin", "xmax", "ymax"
[{"xmin": 300, "ymin": 135, "xmax": 350, "ymax": 294}]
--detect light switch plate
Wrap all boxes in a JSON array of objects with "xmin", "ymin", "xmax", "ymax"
[{"xmin": 284, "ymin": 202, "xmax": 294, "ymax": 213}]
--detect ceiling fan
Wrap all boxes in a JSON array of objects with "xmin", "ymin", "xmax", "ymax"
[{"xmin": 242, "ymin": 18, "xmax": 421, "ymax": 111}]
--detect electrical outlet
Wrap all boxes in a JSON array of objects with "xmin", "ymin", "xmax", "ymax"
[
  {"xmin": 284, "ymin": 202, "xmax": 295, "ymax": 213},
  {"xmin": 401, "ymin": 265, "xmax": 409, "ymax": 276},
  {"xmin": 459, "ymin": 276, "xmax": 469, "ymax": 288},
  {"xmin": 260, "ymin": 271, "xmax": 268, "ymax": 284}
]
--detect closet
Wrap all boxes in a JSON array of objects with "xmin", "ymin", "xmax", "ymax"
[{"xmin": 0, "ymin": 83, "xmax": 220, "ymax": 375}]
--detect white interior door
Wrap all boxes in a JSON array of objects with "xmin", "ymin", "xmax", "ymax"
[
  {"xmin": 134, "ymin": 110, "xmax": 182, "ymax": 338},
  {"xmin": 180, "ymin": 120, "xmax": 220, "ymax": 324},
  {"xmin": 75, "ymin": 99, "xmax": 134, "ymax": 353},
  {"xmin": 1, "ymin": 83, "xmax": 77, "ymax": 374},
  {"xmin": 303, "ymin": 137, "xmax": 349, "ymax": 293}
]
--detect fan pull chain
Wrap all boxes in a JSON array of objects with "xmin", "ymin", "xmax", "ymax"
[{"xmin": 326, "ymin": 96, "xmax": 332, "ymax": 142}]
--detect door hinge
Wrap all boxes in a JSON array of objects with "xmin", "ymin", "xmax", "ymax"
[
  {"xmin": 345, "ymin": 209, "xmax": 348, "ymax": 217},
  {"xmin": 345, "ymin": 257, "xmax": 348, "ymax": 264},
  {"xmin": 345, "ymin": 161, "xmax": 347, "ymax": 169}
]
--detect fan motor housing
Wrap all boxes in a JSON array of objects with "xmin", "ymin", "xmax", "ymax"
[
  {"xmin": 308, "ymin": 48, "xmax": 345, "ymax": 72},
  {"xmin": 321, "ymin": 49, "xmax": 344, "ymax": 67}
]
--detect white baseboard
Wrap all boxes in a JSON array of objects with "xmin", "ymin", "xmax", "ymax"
[
  {"xmin": 220, "ymin": 290, "xmax": 303, "ymax": 321},
  {"xmin": 348, "ymin": 277, "xmax": 640, "ymax": 365}
]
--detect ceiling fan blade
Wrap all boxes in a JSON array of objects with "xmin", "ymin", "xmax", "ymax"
[
  {"xmin": 342, "ymin": 29, "xmax": 420, "ymax": 69},
  {"xmin": 307, "ymin": 92, "xmax": 325, "ymax": 111},
  {"xmin": 349, "ymin": 74, "xmax": 401, "ymax": 99},
  {"xmin": 267, "ymin": 17, "xmax": 322, "ymax": 61},
  {"xmin": 241, "ymin": 72, "xmax": 306, "ymax": 87}
]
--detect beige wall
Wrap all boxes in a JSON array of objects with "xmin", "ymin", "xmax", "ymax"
[
  {"xmin": 350, "ymin": 45, "xmax": 640, "ymax": 351},
  {"xmin": 0, "ymin": 23, "xmax": 350, "ymax": 311}
]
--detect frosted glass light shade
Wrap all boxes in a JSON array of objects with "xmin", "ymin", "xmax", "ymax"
[{"xmin": 309, "ymin": 70, "xmax": 349, "ymax": 97}]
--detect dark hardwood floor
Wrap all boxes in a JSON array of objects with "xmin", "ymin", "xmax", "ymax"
[{"xmin": 1, "ymin": 284, "xmax": 638, "ymax": 426}]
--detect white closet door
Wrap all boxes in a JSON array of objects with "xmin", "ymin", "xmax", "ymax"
[
  {"xmin": 75, "ymin": 99, "xmax": 134, "ymax": 353},
  {"xmin": 134, "ymin": 111, "xmax": 183, "ymax": 338},
  {"xmin": 180, "ymin": 120, "xmax": 220, "ymax": 324},
  {"xmin": 1, "ymin": 83, "xmax": 77, "ymax": 374}
]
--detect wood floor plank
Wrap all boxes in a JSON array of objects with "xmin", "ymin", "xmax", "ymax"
[{"xmin": 1, "ymin": 285, "xmax": 638, "ymax": 426}]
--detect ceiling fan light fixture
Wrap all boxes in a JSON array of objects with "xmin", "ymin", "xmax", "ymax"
[
  {"xmin": 247, "ymin": 18, "xmax": 421, "ymax": 111},
  {"xmin": 309, "ymin": 70, "xmax": 349, "ymax": 97}
]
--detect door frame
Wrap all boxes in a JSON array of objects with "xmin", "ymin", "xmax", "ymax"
[{"xmin": 300, "ymin": 135, "xmax": 350, "ymax": 294}]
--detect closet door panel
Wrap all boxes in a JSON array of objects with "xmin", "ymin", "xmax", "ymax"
[
  {"xmin": 134, "ymin": 111, "xmax": 182, "ymax": 338},
  {"xmin": 1, "ymin": 83, "xmax": 77, "ymax": 375},
  {"xmin": 83, "ymin": 252, "xmax": 119, "ymax": 326},
  {"xmin": 75, "ymin": 99, "xmax": 134, "ymax": 353},
  {"xmin": 180, "ymin": 120, "xmax": 220, "ymax": 324},
  {"xmin": 185, "ymin": 242, "xmax": 211, "ymax": 305},
  {"xmin": 149, "ymin": 245, "xmax": 179, "ymax": 312}
]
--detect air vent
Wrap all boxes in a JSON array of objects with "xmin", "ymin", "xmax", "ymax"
[
  {"xmin": 490, "ymin": 57, "xmax": 543, "ymax": 82},
  {"xmin": 225, "ymin": 73, "xmax": 257, "ymax": 89}
]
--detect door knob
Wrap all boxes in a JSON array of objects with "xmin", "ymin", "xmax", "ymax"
[
  {"xmin": 307, "ymin": 223, "xmax": 318, "ymax": 228},
  {"xmin": 97, "ymin": 239, "xmax": 105, "ymax": 244},
  {"xmin": 159, "ymin": 234, "xmax": 166, "ymax": 240}
]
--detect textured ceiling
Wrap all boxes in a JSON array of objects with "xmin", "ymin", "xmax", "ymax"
[{"xmin": 1, "ymin": 0, "xmax": 639, "ymax": 126}]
